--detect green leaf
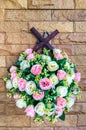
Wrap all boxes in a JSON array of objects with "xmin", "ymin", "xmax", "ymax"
[{"xmin": 59, "ymin": 112, "xmax": 65, "ymax": 121}]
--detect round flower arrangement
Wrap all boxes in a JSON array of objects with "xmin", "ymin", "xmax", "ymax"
[{"xmin": 4, "ymin": 48, "xmax": 81, "ymax": 123}]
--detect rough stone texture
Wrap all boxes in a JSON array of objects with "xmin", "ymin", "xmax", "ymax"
[
  {"xmin": 78, "ymin": 114, "xmax": 86, "ymax": 126},
  {"xmin": 0, "ymin": 33, "xmax": 5, "ymax": 44},
  {"xmin": 28, "ymin": 0, "xmax": 74, "ymax": 9},
  {"xmin": 5, "ymin": 10, "xmax": 51, "ymax": 21},
  {"xmin": 0, "ymin": 56, "xmax": 6, "ymax": 67},
  {"xmin": 28, "ymin": 22, "xmax": 73, "ymax": 32},
  {"xmin": 4, "ymin": 0, "xmax": 27, "ymax": 9},
  {"xmin": 52, "ymin": 10, "xmax": 86, "ymax": 21},
  {"xmin": 75, "ymin": 22, "xmax": 86, "ymax": 32},
  {"xmin": 0, "ymin": 0, "xmax": 86, "ymax": 129},
  {"xmin": 75, "ymin": 0, "xmax": 86, "ymax": 9}
]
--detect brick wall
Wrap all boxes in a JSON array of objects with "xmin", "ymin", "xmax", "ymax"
[{"xmin": 0, "ymin": 0, "xmax": 86, "ymax": 129}]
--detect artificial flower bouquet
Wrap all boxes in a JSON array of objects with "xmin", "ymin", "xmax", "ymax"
[{"xmin": 4, "ymin": 48, "xmax": 81, "ymax": 123}]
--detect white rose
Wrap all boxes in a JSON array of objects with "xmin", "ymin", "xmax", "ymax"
[
  {"xmin": 64, "ymin": 62, "xmax": 70, "ymax": 69},
  {"xmin": 56, "ymin": 86, "xmax": 68, "ymax": 97},
  {"xmin": 35, "ymin": 102, "xmax": 45, "ymax": 116},
  {"xmin": 12, "ymin": 77, "xmax": 18, "ymax": 88},
  {"xmin": 6, "ymin": 80, "xmax": 13, "ymax": 90},
  {"xmin": 25, "ymin": 81, "xmax": 36, "ymax": 95},
  {"xmin": 47, "ymin": 61, "xmax": 59, "ymax": 71},
  {"xmin": 66, "ymin": 96, "xmax": 75, "ymax": 108},
  {"xmin": 53, "ymin": 48, "xmax": 61, "ymax": 54},
  {"xmin": 49, "ymin": 74, "xmax": 59, "ymax": 86},
  {"xmin": 20, "ymin": 60, "xmax": 30, "ymax": 70},
  {"xmin": 16, "ymin": 99, "xmax": 26, "ymax": 109},
  {"xmin": 42, "ymin": 54, "xmax": 51, "ymax": 63},
  {"xmin": 18, "ymin": 55, "xmax": 24, "ymax": 61}
]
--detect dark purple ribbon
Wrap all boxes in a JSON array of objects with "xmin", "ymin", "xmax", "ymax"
[{"xmin": 30, "ymin": 27, "xmax": 59, "ymax": 51}]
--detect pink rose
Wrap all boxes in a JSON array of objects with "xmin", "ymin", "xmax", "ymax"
[
  {"xmin": 18, "ymin": 78, "xmax": 26, "ymax": 91},
  {"xmin": 57, "ymin": 70, "xmax": 66, "ymax": 80},
  {"xmin": 10, "ymin": 66, "xmax": 17, "ymax": 73},
  {"xmin": 56, "ymin": 97, "xmax": 66, "ymax": 109},
  {"xmin": 26, "ymin": 53, "xmax": 34, "ymax": 60},
  {"xmin": 11, "ymin": 72, "xmax": 18, "ymax": 81},
  {"xmin": 31, "ymin": 64, "xmax": 42, "ymax": 75},
  {"xmin": 25, "ymin": 49, "xmax": 33, "ymax": 55},
  {"xmin": 33, "ymin": 90, "xmax": 44, "ymax": 100},
  {"xmin": 54, "ymin": 52, "xmax": 63, "ymax": 60},
  {"xmin": 56, "ymin": 108, "xmax": 63, "ymax": 117},
  {"xmin": 74, "ymin": 72, "xmax": 81, "ymax": 82},
  {"xmin": 25, "ymin": 105, "xmax": 35, "ymax": 117},
  {"xmin": 13, "ymin": 93, "xmax": 19, "ymax": 100},
  {"xmin": 40, "ymin": 78, "xmax": 52, "ymax": 90}
]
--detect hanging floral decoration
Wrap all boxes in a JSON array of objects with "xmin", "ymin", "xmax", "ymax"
[{"xmin": 4, "ymin": 27, "xmax": 81, "ymax": 123}]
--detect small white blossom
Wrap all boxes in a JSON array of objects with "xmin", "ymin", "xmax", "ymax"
[
  {"xmin": 25, "ymin": 81, "xmax": 36, "ymax": 95},
  {"xmin": 42, "ymin": 54, "xmax": 51, "ymax": 63},
  {"xmin": 20, "ymin": 60, "xmax": 30, "ymax": 70},
  {"xmin": 6, "ymin": 80, "xmax": 13, "ymax": 90},
  {"xmin": 12, "ymin": 77, "xmax": 18, "ymax": 88},
  {"xmin": 56, "ymin": 86, "xmax": 68, "ymax": 97},
  {"xmin": 49, "ymin": 74, "xmax": 59, "ymax": 86},
  {"xmin": 35, "ymin": 102, "xmax": 45, "ymax": 116},
  {"xmin": 66, "ymin": 96, "xmax": 75, "ymax": 108},
  {"xmin": 16, "ymin": 99, "xmax": 26, "ymax": 109},
  {"xmin": 47, "ymin": 61, "xmax": 59, "ymax": 71}
]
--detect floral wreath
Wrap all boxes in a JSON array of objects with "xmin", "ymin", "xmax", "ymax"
[{"xmin": 4, "ymin": 27, "xmax": 81, "ymax": 123}]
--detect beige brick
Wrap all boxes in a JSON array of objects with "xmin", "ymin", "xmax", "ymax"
[
  {"xmin": 0, "ymin": 56, "xmax": 6, "ymax": 67},
  {"xmin": 0, "ymin": 33, "xmax": 5, "ymax": 43},
  {"xmin": 68, "ymin": 33, "xmax": 86, "ymax": 43},
  {"xmin": 7, "ymin": 128, "xmax": 23, "ymax": 130},
  {"xmin": 71, "ymin": 56, "xmax": 86, "ymax": 66},
  {"xmin": 0, "ymin": 115, "xmax": 7, "ymax": 126},
  {"xmin": 74, "ymin": 45, "xmax": 86, "ymax": 55},
  {"xmin": 0, "ymin": 22, "xmax": 4, "ymax": 32},
  {"xmin": 75, "ymin": 0, "xmax": 86, "ymax": 9},
  {"xmin": 6, "ymin": 103, "xmax": 24, "ymax": 115},
  {"xmin": 0, "ymin": 128, "xmax": 7, "ymax": 130},
  {"xmin": 0, "ymin": 79, "xmax": 5, "ymax": 92},
  {"xmin": 7, "ymin": 115, "xmax": 31, "ymax": 127},
  {"xmin": 77, "ymin": 91, "xmax": 86, "ymax": 102},
  {"xmin": 6, "ymin": 56, "xmax": 18, "ymax": 67},
  {"xmin": 72, "ymin": 103, "xmax": 86, "ymax": 113},
  {"xmin": 0, "ymin": 1, "xmax": 5, "ymax": 8},
  {"xmin": 0, "ymin": 9, "xmax": 4, "ymax": 20},
  {"xmin": 0, "ymin": 45, "xmax": 29, "ymax": 56},
  {"xmin": 5, "ymin": 10, "xmax": 51, "ymax": 21},
  {"xmin": 0, "ymin": 104, "xmax": 5, "ymax": 114},
  {"xmin": 55, "ymin": 44, "xmax": 74, "ymax": 55},
  {"xmin": 75, "ymin": 22, "xmax": 86, "ymax": 32},
  {"xmin": 4, "ymin": 22, "xmax": 28, "ymax": 33},
  {"xmin": 21, "ymin": 32, "xmax": 37, "ymax": 44},
  {"xmin": 53, "ymin": 33, "xmax": 86, "ymax": 45},
  {"xmin": 28, "ymin": 22, "xmax": 73, "ymax": 32},
  {"xmin": 6, "ymin": 33, "xmax": 21, "ymax": 44},
  {"xmin": 0, "ymin": 93, "xmax": 7, "ymax": 102},
  {"xmin": 0, "ymin": 115, "xmax": 30, "ymax": 126},
  {"xmin": 78, "ymin": 114, "xmax": 86, "ymax": 126},
  {"xmin": 52, "ymin": 10, "xmax": 86, "ymax": 21},
  {"xmin": 31, "ymin": 115, "xmax": 77, "ymax": 127},
  {"xmin": 79, "ymin": 79, "xmax": 86, "ymax": 90},
  {"xmin": 0, "ymin": 68, "xmax": 8, "ymax": 78},
  {"xmin": 5, "ymin": 0, "xmax": 27, "ymax": 9},
  {"xmin": 55, "ymin": 127, "xmax": 86, "ymax": 130},
  {"xmin": 77, "ymin": 66, "xmax": 86, "ymax": 79},
  {"xmin": 28, "ymin": 0, "xmax": 74, "ymax": 9},
  {"xmin": 23, "ymin": 128, "xmax": 54, "ymax": 130}
]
